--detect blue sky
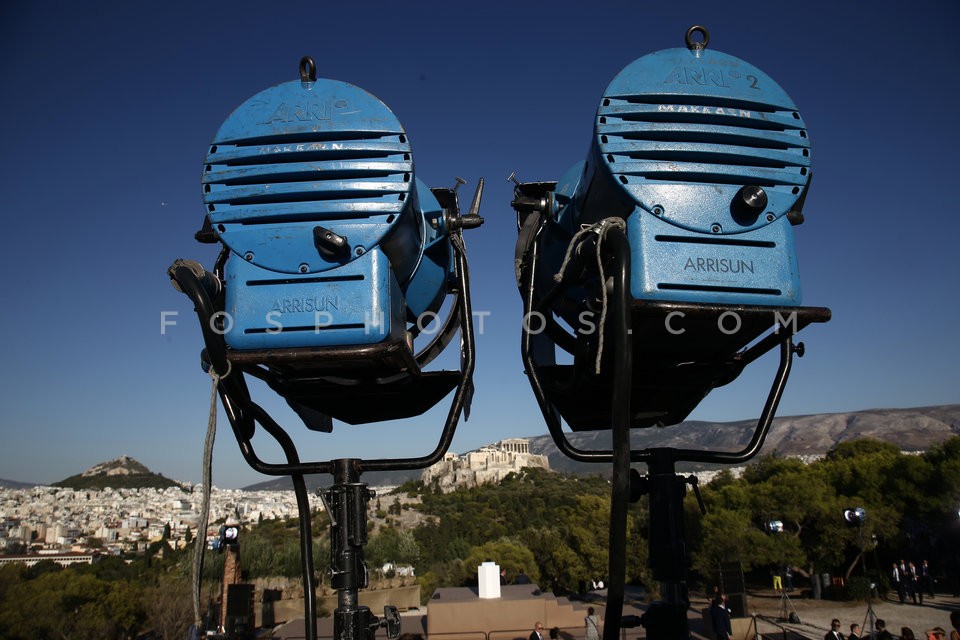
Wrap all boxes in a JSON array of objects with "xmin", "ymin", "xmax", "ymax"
[{"xmin": 1, "ymin": 1, "xmax": 957, "ymax": 489}]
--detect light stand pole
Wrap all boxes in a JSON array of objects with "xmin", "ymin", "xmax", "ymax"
[
  {"xmin": 777, "ymin": 583, "xmax": 798, "ymax": 624},
  {"xmin": 858, "ymin": 526, "xmax": 879, "ymax": 637},
  {"xmin": 766, "ymin": 522, "xmax": 798, "ymax": 624}
]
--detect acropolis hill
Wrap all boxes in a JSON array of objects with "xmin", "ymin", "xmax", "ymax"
[{"xmin": 420, "ymin": 438, "xmax": 550, "ymax": 493}]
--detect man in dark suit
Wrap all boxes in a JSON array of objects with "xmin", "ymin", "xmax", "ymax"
[
  {"xmin": 825, "ymin": 618, "xmax": 844, "ymax": 640},
  {"xmin": 919, "ymin": 560, "xmax": 934, "ymax": 602},
  {"xmin": 710, "ymin": 593, "xmax": 732, "ymax": 640},
  {"xmin": 530, "ymin": 622, "xmax": 545, "ymax": 640},
  {"xmin": 849, "ymin": 622, "xmax": 862, "ymax": 640},
  {"xmin": 875, "ymin": 619, "xmax": 894, "ymax": 640},
  {"xmin": 892, "ymin": 563, "xmax": 904, "ymax": 603}
]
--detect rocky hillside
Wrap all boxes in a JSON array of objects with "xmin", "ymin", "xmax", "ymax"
[
  {"xmin": 532, "ymin": 404, "xmax": 960, "ymax": 476},
  {"xmin": 53, "ymin": 455, "xmax": 183, "ymax": 490}
]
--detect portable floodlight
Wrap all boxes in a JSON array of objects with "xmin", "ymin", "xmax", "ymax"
[
  {"xmin": 843, "ymin": 507, "xmax": 867, "ymax": 527},
  {"xmin": 514, "ymin": 25, "xmax": 830, "ymax": 432},
  {"xmin": 200, "ymin": 61, "xmax": 467, "ymax": 353},
  {"xmin": 222, "ymin": 524, "xmax": 239, "ymax": 547},
  {"xmin": 512, "ymin": 26, "xmax": 830, "ymax": 640},
  {"xmin": 170, "ymin": 57, "xmax": 483, "ymax": 640}
]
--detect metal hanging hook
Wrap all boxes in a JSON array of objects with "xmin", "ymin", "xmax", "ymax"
[
  {"xmin": 299, "ymin": 56, "xmax": 317, "ymax": 82},
  {"xmin": 685, "ymin": 25, "xmax": 710, "ymax": 51}
]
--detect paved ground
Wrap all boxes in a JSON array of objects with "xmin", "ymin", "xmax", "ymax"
[{"xmin": 707, "ymin": 589, "xmax": 960, "ymax": 639}]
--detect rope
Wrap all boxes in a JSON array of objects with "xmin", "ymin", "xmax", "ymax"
[
  {"xmin": 192, "ymin": 361, "xmax": 230, "ymax": 629},
  {"xmin": 553, "ymin": 218, "xmax": 626, "ymax": 374}
]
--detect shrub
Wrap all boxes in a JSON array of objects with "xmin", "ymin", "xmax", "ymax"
[{"xmin": 844, "ymin": 576, "xmax": 873, "ymax": 601}]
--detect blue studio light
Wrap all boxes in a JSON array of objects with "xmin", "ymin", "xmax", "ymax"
[
  {"xmin": 513, "ymin": 27, "xmax": 828, "ymax": 432},
  {"xmin": 538, "ymin": 26, "xmax": 811, "ymax": 324},
  {"xmin": 173, "ymin": 57, "xmax": 483, "ymax": 431},
  {"xmin": 202, "ymin": 60, "xmax": 455, "ymax": 351}
]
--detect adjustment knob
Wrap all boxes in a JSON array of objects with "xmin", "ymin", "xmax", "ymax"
[
  {"xmin": 732, "ymin": 185, "xmax": 768, "ymax": 225},
  {"xmin": 737, "ymin": 185, "xmax": 768, "ymax": 212}
]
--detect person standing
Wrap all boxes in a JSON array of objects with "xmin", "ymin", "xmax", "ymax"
[
  {"xmin": 530, "ymin": 622, "xmax": 545, "ymax": 640},
  {"xmin": 710, "ymin": 593, "xmax": 732, "ymax": 640},
  {"xmin": 584, "ymin": 607, "xmax": 601, "ymax": 640},
  {"xmin": 875, "ymin": 619, "xmax": 894, "ymax": 640},
  {"xmin": 899, "ymin": 560, "xmax": 910, "ymax": 603},
  {"xmin": 825, "ymin": 619, "xmax": 844, "ymax": 640},
  {"xmin": 849, "ymin": 622, "xmax": 862, "ymax": 640},
  {"xmin": 891, "ymin": 563, "xmax": 904, "ymax": 603},
  {"xmin": 920, "ymin": 560, "xmax": 935, "ymax": 600},
  {"xmin": 772, "ymin": 566, "xmax": 783, "ymax": 592},
  {"xmin": 785, "ymin": 566, "xmax": 794, "ymax": 592},
  {"xmin": 907, "ymin": 562, "xmax": 919, "ymax": 605}
]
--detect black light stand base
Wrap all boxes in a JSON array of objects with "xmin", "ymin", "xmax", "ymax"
[{"xmin": 324, "ymin": 459, "xmax": 400, "ymax": 640}]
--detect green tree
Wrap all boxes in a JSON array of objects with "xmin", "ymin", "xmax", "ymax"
[
  {"xmin": 692, "ymin": 508, "xmax": 772, "ymax": 579},
  {"xmin": 567, "ymin": 495, "xmax": 612, "ymax": 581},
  {"xmin": 236, "ymin": 516, "xmax": 325, "ymax": 578},
  {"xmin": 0, "ymin": 563, "xmax": 27, "ymax": 609},
  {"xmin": 367, "ymin": 527, "xmax": 419, "ymax": 570},
  {"xmin": 463, "ymin": 537, "xmax": 539, "ymax": 586},
  {"xmin": 0, "ymin": 569, "xmax": 145, "ymax": 640},
  {"xmin": 144, "ymin": 574, "xmax": 194, "ymax": 640},
  {"xmin": 417, "ymin": 569, "xmax": 440, "ymax": 605},
  {"xmin": 924, "ymin": 436, "xmax": 960, "ymax": 525},
  {"xmin": 26, "ymin": 558, "xmax": 63, "ymax": 579},
  {"xmin": 524, "ymin": 527, "xmax": 585, "ymax": 592}
]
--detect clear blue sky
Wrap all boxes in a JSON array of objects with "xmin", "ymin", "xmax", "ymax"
[{"xmin": 1, "ymin": 1, "xmax": 957, "ymax": 489}]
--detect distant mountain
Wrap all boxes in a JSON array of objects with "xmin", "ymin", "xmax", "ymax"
[
  {"xmin": 244, "ymin": 468, "xmax": 420, "ymax": 492},
  {"xmin": 0, "ymin": 478, "xmax": 36, "ymax": 489},
  {"xmin": 53, "ymin": 455, "xmax": 184, "ymax": 490},
  {"xmin": 243, "ymin": 404, "xmax": 960, "ymax": 490},
  {"xmin": 531, "ymin": 404, "xmax": 960, "ymax": 476}
]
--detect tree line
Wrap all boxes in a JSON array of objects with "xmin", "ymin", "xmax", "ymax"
[
  {"xmin": 0, "ymin": 550, "xmax": 193, "ymax": 639},
  {"xmin": 404, "ymin": 438, "xmax": 960, "ymax": 599},
  {"xmin": 687, "ymin": 437, "xmax": 960, "ymax": 595}
]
